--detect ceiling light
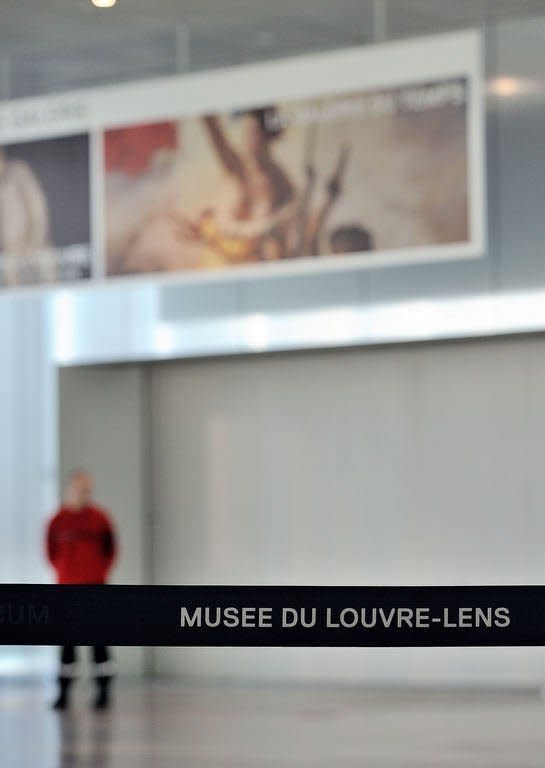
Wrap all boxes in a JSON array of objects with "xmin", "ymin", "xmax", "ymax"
[{"xmin": 91, "ymin": 0, "xmax": 117, "ymax": 7}]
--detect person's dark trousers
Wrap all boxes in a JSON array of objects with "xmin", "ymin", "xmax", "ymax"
[
  {"xmin": 92, "ymin": 644, "xmax": 114, "ymax": 710},
  {"xmin": 53, "ymin": 645, "xmax": 114, "ymax": 710}
]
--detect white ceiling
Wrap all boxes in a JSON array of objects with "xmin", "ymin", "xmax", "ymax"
[{"xmin": 1, "ymin": 0, "xmax": 544, "ymax": 98}]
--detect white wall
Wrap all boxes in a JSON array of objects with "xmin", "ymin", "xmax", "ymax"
[
  {"xmin": 149, "ymin": 336, "xmax": 545, "ymax": 686},
  {"xmin": 58, "ymin": 364, "xmax": 150, "ymax": 676}
]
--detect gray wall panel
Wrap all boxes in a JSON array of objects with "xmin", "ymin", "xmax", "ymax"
[
  {"xmin": 58, "ymin": 365, "xmax": 150, "ymax": 676},
  {"xmin": 148, "ymin": 335, "xmax": 545, "ymax": 685}
]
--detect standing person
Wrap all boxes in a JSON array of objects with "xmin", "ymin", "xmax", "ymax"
[{"xmin": 46, "ymin": 470, "xmax": 117, "ymax": 711}]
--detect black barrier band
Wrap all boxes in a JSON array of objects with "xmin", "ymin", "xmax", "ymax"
[{"xmin": 1, "ymin": 585, "xmax": 544, "ymax": 647}]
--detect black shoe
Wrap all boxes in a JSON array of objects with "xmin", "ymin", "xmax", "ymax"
[
  {"xmin": 52, "ymin": 694, "xmax": 68, "ymax": 711},
  {"xmin": 52, "ymin": 679, "xmax": 71, "ymax": 711},
  {"xmin": 93, "ymin": 678, "xmax": 111, "ymax": 710}
]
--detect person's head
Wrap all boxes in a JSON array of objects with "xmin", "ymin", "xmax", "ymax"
[
  {"xmin": 330, "ymin": 225, "xmax": 374, "ymax": 255},
  {"xmin": 64, "ymin": 469, "xmax": 93, "ymax": 510},
  {"xmin": 240, "ymin": 107, "xmax": 284, "ymax": 157}
]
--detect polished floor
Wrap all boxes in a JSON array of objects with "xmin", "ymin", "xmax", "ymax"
[{"xmin": 2, "ymin": 679, "xmax": 545, "ymax": 767}]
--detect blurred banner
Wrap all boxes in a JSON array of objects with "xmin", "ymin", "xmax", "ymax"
[
  {"xmin": 0, "ymin": 135, "xmax": 91, "ymax": 287},
  {"xmin": 0, "ymin": 31, "xmax": 484, "ymax": 290}
]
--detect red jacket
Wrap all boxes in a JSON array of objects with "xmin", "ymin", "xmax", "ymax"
[{"xmin": 46, "ymin": 504, "xmax": 117, "ymax": 584}]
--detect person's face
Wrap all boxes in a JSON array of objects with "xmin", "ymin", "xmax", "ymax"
[
  {"xmin": 65, "ymin": 472, "xmax": 93, "ymax": 509},
  {"xmin": 244, "ymin": 116, "xmax": 267, "ymax": 157}
]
